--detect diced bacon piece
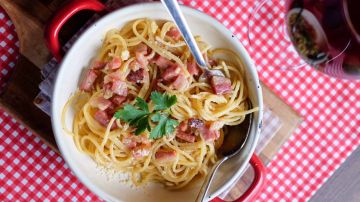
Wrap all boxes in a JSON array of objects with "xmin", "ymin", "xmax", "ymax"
[
  {"xmin": 90, "ymin": 97, "xmax": 112, "ymax": 111},
  {"xmin": 111, "ymin": 80, "xmax": 128, "ymax": 96},
  {"xmin": 208, "ymin": 58, "xmax": 218, "ymax": 67},
  {"xmin": 104, "ymin": 80, "xmax": 127, "ymax": 99},
  {"xmin": 90, "ymin": 60, "xmax": 106, "ymax": 70},
  {"xmin": 200, "ymin": 126, "xmax": 220, "ymax": 142},
  {"xmin": 172, "ymin": 74, "xmax": 188, "ymax": 90},
  {"xmin": 136, "ymin": 52, "xmax": 148, "ymax": 68},
  {"xmin": 135, "ymin": 43, "xmax": 148, "ymax": 54},
  {"xmin": 187, "ymin": 59, "xmax": 200, "ymax": 76},
  {"xmin": 188, "ymin": 118, "xmax": 204, "ymax": 129},
  {"xmin": 162, "ymin": 65, "xmax": 181, "ymax": 81},
  {"xmin": 103, "ymin": 83, "xmax": 113, "ymax": 99},
  {"xmin": 104, "ymin": 71, "xmax": 122, "ymax": 84},
  {"xmin": 176, "ymin": 131, "xmax": 195, "ymax": 143},
  {"xmin": 151, "ymin": 55, "xmax": 174, "ymax": 69},
  {"xmin": 135, "ymin": 43, "xmax": 149, "ymax": 68},
  {"xmin": 178, "ymin": 121, "xmax": 188, "ymax": 132},
  {"xmin": 155, "ymin": 150, "xmax": 177, "ymax": 162},
  {"xmin": 127, "ymin": 68, "xmax": 144, "ymax": 84},
  {"xmin": 166, "ymin": 27, "xmax": 181, "ymax": 40},
  {"xmin": 123, "ymin": 135, "xmax": 150, "ymax": 150},
  {"xmin": 176, "ymin": 119, "xmax": 205, "ymax": 142},
  {"xmin": 94, "ymin": 110, "xmax": 110, "ymax": 127},
  {"xmin": 132, "ymin": 144, "xmax": 151, "ymax": 159},
  {"xmin": 107, "ymin": 57, "xmax": 121, "ymax": 70},
  {"xmin": 105, "ymin": 103, "xmax": 117, "ymax": 116},
  {"xmin": 210, "ymin": 76, "xmax": 232, "ymax": 95},
  {"xmin": 122, "ymin": 136, "xmax": 137, "ymax": 149},
  {"xmin": 80, "ymin": 69, "xmax": 97, "ymax": 92},
  {"xmin": 111, "ymin": 95, "xmax": 127, "ymax": 106}
]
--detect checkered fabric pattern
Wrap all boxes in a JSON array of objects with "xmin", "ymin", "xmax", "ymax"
[
  {"xmin": 0, "ymin": 1, "xmax": 359, "ymax": 202},
  {"xmin": 0, "ymin": 12, "xmax": 18, "ymax": 92}
]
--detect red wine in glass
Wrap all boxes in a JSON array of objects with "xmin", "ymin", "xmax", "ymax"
[{"xmin": 286, "ymin": 0, "xmax": 360, "ymax": 79}]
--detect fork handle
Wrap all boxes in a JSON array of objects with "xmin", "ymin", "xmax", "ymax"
[{"xmin": 161, "ymin": 0, "xmax": 207, "ymax": 67}]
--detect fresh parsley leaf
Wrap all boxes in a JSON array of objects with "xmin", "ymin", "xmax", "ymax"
[
  {"xmin": 134, "ymin": 116, "xmax": 150, "ymax": 135},
  {"xmin": 135, "ymin": 97, "xmax": 149, "ymax": 113},
  {"xmin": 114, "ymin": 93, "xmax": 178, "ymax": 138},
  {"xmin": 114, "ymin": 98, "xmax": 151, "ymax": 135},
  {"xmin": 165, "ymin": 118, "xmax": 179, "ymax": 135},
  {"xmin": 114, "ymin": 104, "xmax": 149, "ymax": 122},
  {"xmin": 150, "ymin": 113, "xmax": 168, "ymax": 139},
  {"xmin": 151, "ymin": 112, "xmax": 162, "ymax": 122},
  {"xmin": 150, "ymin": 91, "xmax": 177, "ymax": 111},
  {"xmin": 150, "ymin": 113, "xmax": 179, "ymax": 139}
]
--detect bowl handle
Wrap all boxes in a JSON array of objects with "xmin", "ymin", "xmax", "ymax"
[
  {"xmin": 44, "ymin": 0, "xmax": 106, "ymax": 61},
  {"xmin": 212, "ymin": 154, "xmax": 266, "ymax": 202}
]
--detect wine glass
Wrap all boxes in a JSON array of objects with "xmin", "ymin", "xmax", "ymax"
[{"xmin": 247, "ymin": 0, "xmax": 360, "ymax": 80}]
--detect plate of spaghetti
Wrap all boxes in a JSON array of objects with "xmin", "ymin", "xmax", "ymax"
[{"xmin": 49, "ymin": 1, "xmax": 263, "ymax": 202}]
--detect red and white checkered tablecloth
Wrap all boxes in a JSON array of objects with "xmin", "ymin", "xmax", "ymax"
[{"xmin": 0, "ymin": 1, "xmax": 359, "ymax": 201}]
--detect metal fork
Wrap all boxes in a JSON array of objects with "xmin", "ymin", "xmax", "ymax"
[{"xmin": 161, "ymin": 0, "xmax": 225, "ymax": 80}]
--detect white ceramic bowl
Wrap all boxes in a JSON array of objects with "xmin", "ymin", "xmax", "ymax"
[{"xmin": 51, "ymin": 2, "xmax": 263, "ymax": 202}]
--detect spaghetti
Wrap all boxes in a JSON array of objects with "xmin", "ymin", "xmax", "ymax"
[{"xmin": 62, "ymin": 19, "xmax": 258, "ymax": 189}]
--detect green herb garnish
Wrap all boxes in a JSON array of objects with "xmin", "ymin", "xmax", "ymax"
[
  {"xmin": 150, "ymin": 113, "xmax": 179, "ymax": 139},
  {"xmin": 150, "ymin": 91, "xmax": 177, "ymax": 110},
  {"xmin": 114, "ymin": 92, "xmax": 178, "ymax": 138}
]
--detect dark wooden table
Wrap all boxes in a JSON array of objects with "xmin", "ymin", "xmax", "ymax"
[{"xmin": 310, "ymin": 147, "xmax": 360, "ymax": 202}]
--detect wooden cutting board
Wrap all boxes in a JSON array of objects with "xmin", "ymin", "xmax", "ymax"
[{"xmin": 0, "ymin": 0, "xmax": 302, "ymax": 199}]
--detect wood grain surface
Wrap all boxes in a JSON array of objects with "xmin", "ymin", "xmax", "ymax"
[
  {"xmin": 310, "ymin": 147, "xmax": 360, "ymax": 202},
  {"xmin": 0, "ymin": 0, "xmax": 57, "ymax": 67},
  {"xmin": 0, "ymin": 55, "xmax": 57, "ymax": 152}
]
